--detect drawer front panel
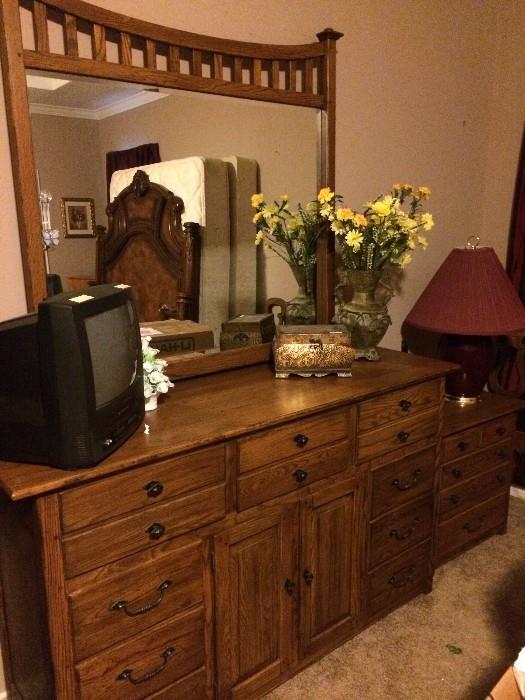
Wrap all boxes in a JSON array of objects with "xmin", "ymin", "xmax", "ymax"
[
  {"xmin": 70, "ymin": 539, "xmax": 204, "ymax": 660},
  {"xmin": 76, "ymin": 607, "xmax": 204, "ymax": 700},
  {"xmin": 359, "ymin": 380, "xmax": 440, "ymax": 432},
  {"xmin": 60, "ymin": 444, "xmax": 226, "ymax": 533},
  {"xmin": 238, "ymin": 409, "xmax": 348, "ymax": 473},
  {"xmin": 481, "ymin": 414, "xmax": 516, "ymax": 447},
  {"xmin": 367, "ymin": 541, "xmax": 431, "ymax": 618},
  {"xmin": 436, "ymin": 493, "xmax": 508, "ymax": 563},
  {"xmin": 369, "ymin": 494, "xmax": 433, "ymax": 570},
  {"xmin": 237, "ymin": 441, "xmax": 350, "ymax": 510},
  {"xmin": 441, "ymin": 440, "xmax": 512, "ymax": 489},
  {"xmin": 442, "ymin": 428, "xmax": 481, "ymax": 463},
  {"xmin": 358, "ymin": 409, "xmax": 439, "ymax": 462},
  {"xmin": 438, "ymin": 464, "xmax": 512, "ymax": 522},
  {"xmin": 64, "ymin": 483, "xmax": 225, "ymax": 577},
  {"xmin": 370, "ymin": 447, "xmax": 436, "ymax": 519},
  {"xmin": 146, "ymin": 667, "xmax": 207, "ymax": 700}
]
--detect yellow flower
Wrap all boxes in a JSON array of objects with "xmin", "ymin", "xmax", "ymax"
[
  {"xmin": 392, "ymin": 183, "xmax": 402, "ymax": 191},
  {"xmin": 345, "ymin": 229, "xmax": 363, "ymax": 252},
  {"xmin": 320, "ymin": 203, "xmax": 334, "ymax": 220},
  {"xmin": 254, "ymin": 231, "xmax": 264, "ymax": 245},
  {"xmin": 280, "ymin": 194, "xmax": 289, "ymax": 202},
  {"xmin": 421, "ymin": 213, "xmax": 434, "ymax": 231},
  {"xmin": 306, "ymin": 201, "xmax": 318, "ymax": 214},
  {"xmin": 370, "ymin": 199, "xmax": 391, "ymax": 217},
  {"xmin": 399, "ymin": 216, "xmax": 418, "ymax": 231},
  {"xmin": 403, "ymin": 184, "xmax": 413, "ymax": 193},
  {"xmin": 318, "ymin": 187, "xmax": 335, "ymax": 204},
  {"xmin": 330, "ymin": 220, "xmax": 344, "ymax": 234},
  {"xmin": 353, "ymin": 213, "xmax": 368, "ymax": 227},
  {"xmin": 252, "ymin": 211, "xmax": 264, "ymax": 224},
  {"xmin": 418, "ymin": 186, "xmax": 431, "ymax": 199},
  {"xmin": 399, "ymin": 252, "xmax": 412, "ymax": 267},
  {"xmin": 418, "ymin": 234, "xmax": 429, "ymax": 249},
  {"xmin": 336, "ymin": 207, "xmax": 354, "ymax": 221},
  {"xmin": 251, "ymin": 193, "xmax": 264, "ymax": 208}
]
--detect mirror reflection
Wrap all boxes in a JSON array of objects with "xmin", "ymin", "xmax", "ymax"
[{"xmin": 27, "ymin": 69, "xmax": 319, "ymax": 339}]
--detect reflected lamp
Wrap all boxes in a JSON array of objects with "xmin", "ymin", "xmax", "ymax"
[{"xmin": 404, "ymin": 242, "xmax": 525, "ymax": 404}]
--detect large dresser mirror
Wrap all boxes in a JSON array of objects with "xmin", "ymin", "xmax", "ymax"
[{"xmin": 0, "ymin": 0, "xmax": 342, "ymax": 373}]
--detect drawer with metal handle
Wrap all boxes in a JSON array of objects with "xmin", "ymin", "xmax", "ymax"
[
  {"xmin": 441, "ymin": 440, "xmax": 512, "ymax": 489},
  {"xmin": 359, "ymin": 379, "xmax": 440, "ymax": 432},
  {"xmin": 68, "ymin": 538, "xmax": 204, "ymax": 660},
  {"xmin": 358, "ymin": 408, "xmax": 440, "ymax": 462},
  {"xmin": 438, "ymin": 464, "xmax": 513, "ymax": 522}
]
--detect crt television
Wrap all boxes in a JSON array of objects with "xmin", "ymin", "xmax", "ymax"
[{"xmin": 0, "ymin": 284, "xmax": 145, "ymax": 469}]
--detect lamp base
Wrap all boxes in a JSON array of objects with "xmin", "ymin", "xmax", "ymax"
[
  {"xmin": 444, "ymin": 393, "xmax": 481, "ymax": 405},
  {"xmin": 439, "ymin": 334, "xmax": 496, "ymax": 404}
]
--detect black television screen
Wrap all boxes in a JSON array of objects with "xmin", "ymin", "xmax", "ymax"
[{"xmin": 0, "ymin": 284, "xmax": 145, "ymax": 469}]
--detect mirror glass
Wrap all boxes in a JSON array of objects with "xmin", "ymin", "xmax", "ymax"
[{"xmin": 27, "ymin": 69, "xmax": 319, "ymax": 338}]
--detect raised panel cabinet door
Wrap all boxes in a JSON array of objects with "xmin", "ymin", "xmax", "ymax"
[
  {"xmin": 213, "ymin": 504, "xmax": 298, "ymax": 700},
  {"xmin": 300, "ymin": 477, "xmax": 360, "ymax": 659}
]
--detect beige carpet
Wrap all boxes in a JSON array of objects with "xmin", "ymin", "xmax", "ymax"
[{"xmin": 265, "ymin": 496, "xmax": 525, "ymax": 700}]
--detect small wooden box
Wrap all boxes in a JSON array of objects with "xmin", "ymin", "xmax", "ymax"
[
  {"xmin": 220, "ymin": 314, "xmax": 276, "ymax": 350},
  {"xmin": 273, "ymin": 324, "xmax": 354, "ymax": 378},
  {"xmin": 140, "ymin": 319, "xmax": 214, "ymax": 355}
]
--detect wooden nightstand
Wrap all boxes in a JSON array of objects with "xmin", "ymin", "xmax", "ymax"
[{"xmin": 435, "ymin": 392, "xmax": 524, "ymax": 566}]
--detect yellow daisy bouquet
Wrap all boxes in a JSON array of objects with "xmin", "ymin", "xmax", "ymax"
[{"xmin": 318, "ymin": 184, "xmax": 434, "ymax": 271}]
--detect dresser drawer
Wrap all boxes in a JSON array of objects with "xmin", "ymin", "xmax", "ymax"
[
  {"xmin": 481, "ymin": 414, "xmax": 516, "ymax": 447},
  {"xmin": 370, "ymin": 446, "xmax": 436, "ymax": 519},
  {"xmin": 368, "ymin": 494, "xmax": 433, "ymax": 570},
  {"xmin": 60, "ymin": 444, "xmax": 226, "ymax": 533},
  {"xmin": 441, "ymin": 440, "xmax": 512, "ymax": 489},
  {"xmin": 359, "ymin": 380, "xmax": 440, "ymax": 432},
  {"xmin": 435, "ymin": 493, "xmax": 508, "ymax": 564},
  {"xmin": 76, "ymin": 607, "xmax": 205, "ymax": 700},
  {"xmin": 358, "ymin": 409, "xmax": 439, "ymax": 462},
  {"xmin": 238, "ymin": 408, "xmax": 349, "ymax": 473},
  {"xmin": 442, "ymin": 427, "xmax": 481, "ymax": 463},
  {"xmin": 438, "ymin": 464, "xmax": 512, "ymax": 523},
  {"xmin": 237, "ymin": 441, "xmax": 350, "ymax": 510},
  {"xmin": 146, "ymin": 667, "xmax": 207, "ymax": 700},
  {"xmin": 69, "ymin": 538, "xmax": 204, "ymax": 660},
  {"xmin": 64, "ymin": 483, "xmax": 226, "ymax": 577},
  {"xmin": 367, "ymin": 540, "xmax": 432, "ymax": 618}
]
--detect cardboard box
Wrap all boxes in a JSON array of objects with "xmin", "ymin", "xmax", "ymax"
[
  {"xmin": 220, "ymin": 314, "xmax": 275, "ymax": 350},
  {"xmin": 140, "ymin": 319, "xmax": 214, "ymax": 355},
  {"xmin": 486, "ymin": 667, "xmax": 523, "ymax": 700}
]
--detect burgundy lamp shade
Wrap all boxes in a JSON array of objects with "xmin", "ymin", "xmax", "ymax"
[
  {"xmin": 405, "ymin": 246, "xmax": 525, "ymax": 335},
  {"xmin": 405, "ymin": 246, "xmax": 525, "ymax": 402}
]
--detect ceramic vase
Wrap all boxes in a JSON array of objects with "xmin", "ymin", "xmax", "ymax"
[
  {"xmin": 145, "ymin": 393, "xmax": 158, "ymax": 411},
  {"xmin": 285, "ymin": 264, "xmax": 315, "ymax": 325},
  {"xmin": 334, "ymin": 269, "xmax": 391, "ymax": 361}
]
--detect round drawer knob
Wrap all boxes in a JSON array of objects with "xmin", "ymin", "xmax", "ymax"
[
  {"xmin": 294, "ymin": 433, "xmax": 309, "ymax": 448},
  {"xmin": 399, "ymin": 399, "xmax": 412, "ymax": 412},
  {"xmin": 397, "ymin": 431, "xmax": 410, "ymax": 443},
  {"xmin": 293, "ymin": 468, "xmax": 308, "ymax": 483},
  {"xmin": 146, "ymin": 522, "xmax": 166, "ymax": 540},
  {"xmin": 145, "ymin": 480, "xmax": 164, "ymax": 498}
]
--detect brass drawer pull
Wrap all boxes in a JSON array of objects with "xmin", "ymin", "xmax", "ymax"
[
  {"xmin": 391, "ymin": 469, "xmax": 422, "ymax": 491},
  {"xmin": 388, "ymin": 565, "xmax": 416, "ymax": 588},
  {"xmin": 496, "ymin": 426, "xmax": 507, "ymax": 436},
  {"xmin": 397, "ymin": 431, "xmax": 410, "ymax": 443},
  {"xmin": 457, "ymin": 441, "xmax": 469, "ymax": 451},
  {"xmin": 117, "ymin": 646, "xmax": 174, "ymax": 685},
  {"xmin": 294, "ymin": 433, "xmax": 309, "ymax": 448},
  {"xmin": 389, "ymin": 519, "xmax": 419, "ymax": 541},
  {"xmin": 145, "ymin": 480, "xmax": 164, "ymax": 498},
  {"xmin": 293, "ymin": 468, "xmax": 308, "ymax": 483},
  {"xmin": 146, "ymin": 522, "xmax": 166, "ymax": 540},
  {"xmin": 497, "ymin": 473, "xmax": 506, "ymax": 485},
  {"xmin": 284, "ymin": 578, "xmax": 296, "ymax": 595},
  {"xmin": 450, "ymin": 495, "xmax": 460, "ymax": 505},
  {"xmin": 303, "ymin": 569, "xmax": 314, "ymax": 585},
  {"xmin": 463, "ymin": 516, "xmax": 485, "ymax": 534},
  {"xmin": 451, "ymin": 468, "xmax": 463, "ymax": 479},
  {"xmin": 110, "ymin": 580, "xmax": 172, "ymax": 617},
  {"xmin": 399, "ymin": 399, "xmax": 412, "ymax": 412}
]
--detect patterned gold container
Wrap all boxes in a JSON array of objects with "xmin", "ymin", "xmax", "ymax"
[{"xmin": 273, "ymin": 324, "xmax": 354, "ymax": 378}]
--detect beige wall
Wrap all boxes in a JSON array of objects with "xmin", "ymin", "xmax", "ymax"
[{"xmin": 0, "ymin": 0, "xmax": 525, "ymax": 690}]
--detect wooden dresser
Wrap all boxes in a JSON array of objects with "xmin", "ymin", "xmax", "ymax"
[{"xmin": 0, "ymin": 351, "xmax": 520, "ymax": 700}]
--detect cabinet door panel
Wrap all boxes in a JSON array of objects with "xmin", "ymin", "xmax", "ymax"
[
  {"xmin": 301, "ymin": 478, "xmax": 359, "ymax": 658},
  {"xmin": 214, "ymin": 505, "xmax": 298, "ymax": 700}
]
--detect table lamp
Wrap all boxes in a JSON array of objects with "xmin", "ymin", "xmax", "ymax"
[{"xmin": 404, "ymin": 240, "xmax": 525, "ymax": 404}]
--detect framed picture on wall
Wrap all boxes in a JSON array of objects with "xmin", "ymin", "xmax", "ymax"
[{"xmin": 61, "ymin": 198, "xmax": 96, "ymax": 238}]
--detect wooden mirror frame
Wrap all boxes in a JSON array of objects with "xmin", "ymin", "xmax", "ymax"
[{"xmin": 0, "ymin": 0, "xmax": 342, "ymax": 372}]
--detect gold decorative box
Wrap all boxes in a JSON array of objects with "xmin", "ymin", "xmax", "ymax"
[
  {"xmin": 273, "ymin": 324, "xmax": 354, "ymax": 378},
  {"xmin": 220, "ymin": 313, "xmax": 276, "ymax": 350}
]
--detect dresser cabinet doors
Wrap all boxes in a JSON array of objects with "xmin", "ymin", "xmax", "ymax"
[
  {"xmin": 299, "ymin": 477, "xmax": 359, "ymax": 659},
  {"xmin": 213, "ymin": 504, "xmax": 298, "ymax": 700}
]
